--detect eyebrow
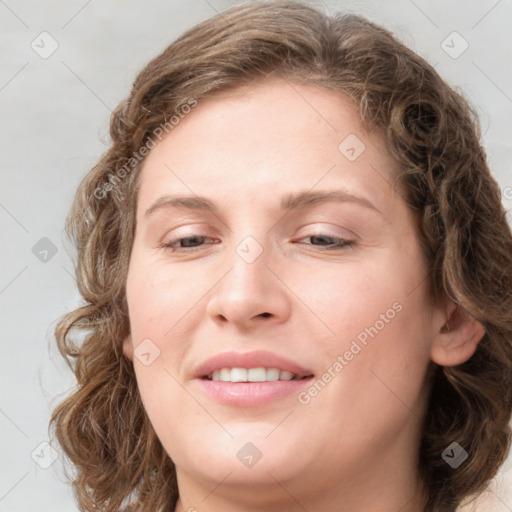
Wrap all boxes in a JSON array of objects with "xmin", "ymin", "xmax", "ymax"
[{"xmin": 144, "ymin": 189, "xmax": 382, "ymax": 218}]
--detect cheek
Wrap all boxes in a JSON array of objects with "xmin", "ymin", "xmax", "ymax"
[
  {"xmin": 310, "ymin": 248, "xmax": 433, "ymax": 383},
  {"xmin": 125, "ymin": 255, "xmax": 202, "ymax": 343},
  {"xmin": 295, "ymin": 254, "xmax": 407, "ymax": 340},
  {"xmin": 316, "ymin": 271, "xmax": 433, "ymax": 429},
  {"xmin": 125, "ymin": 253, "xmax": 207, "ymax": 398},
  {"xmin": 126, "ymin": 263, "xmax": 195, "ymax": 456}
]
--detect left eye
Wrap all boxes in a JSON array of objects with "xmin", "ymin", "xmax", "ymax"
[
  {"xmin": 295, "ymin": 234, "xmax": 354, "ymax": 251},
  {"xmin": 161, "ymin": 234, "xmax": 353, "ymax": 252}
]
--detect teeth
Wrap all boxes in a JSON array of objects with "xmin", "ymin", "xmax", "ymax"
[
  {"xmin": 219, "ymin": 368, "xmax": 231, "ymax": 382},
  {"xmin": 231, "ymin": 368, "xmax": 247, "ymax": 382},
  {"xmin": 248, "ymin": 367, "xmax": 266, "ymax": 382},
  {"xmin": 266, "ymin": 368, "xmax": 280, "ymax": 381},
  {"xmin": 208, "ymin": 367, "xmax": 302, "ymax": 382}
]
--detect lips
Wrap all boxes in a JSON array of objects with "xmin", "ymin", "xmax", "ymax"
[
  {"xmin": 194, "ymin": 350, "xmax": 314, "ymax": 380},
  {"xmin": 193, "ymin": 350, "xmax": 314, "ymax": 406}
]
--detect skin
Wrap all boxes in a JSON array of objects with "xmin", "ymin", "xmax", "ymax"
[{"xmin": 123, "ymin": 77, "xmax": 485, "ymax": 512}]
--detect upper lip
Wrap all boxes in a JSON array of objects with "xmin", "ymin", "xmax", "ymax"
[{"xmin": 193, "ymin": 350, "xmax": 314, "ymax": 379}]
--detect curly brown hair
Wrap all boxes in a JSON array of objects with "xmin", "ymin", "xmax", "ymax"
[{"xmin": 50, "ymin": 1, "xmax": 512, "ymax": 511}]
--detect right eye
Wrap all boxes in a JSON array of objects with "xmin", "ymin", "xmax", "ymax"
[{"xmin": 160, "ymin": 235, "xmax": 218, "ymax": 252}]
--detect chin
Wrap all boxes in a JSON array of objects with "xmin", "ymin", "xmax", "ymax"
[{"xmin": 168, "ymin": 424, "xmax": 309, "ymax": 485}]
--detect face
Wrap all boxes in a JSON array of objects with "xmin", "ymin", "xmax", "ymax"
[{"xmin": 124, "ymin": 78, "xmax": 445, "ymax": 505}]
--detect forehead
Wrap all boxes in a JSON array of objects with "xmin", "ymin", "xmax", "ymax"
[{"xmin": 135, "ymin": 78, "xmax": 402, "ymax": 218}]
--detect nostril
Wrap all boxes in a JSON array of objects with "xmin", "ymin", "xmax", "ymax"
[{"xmin": 260, "ymin": 312, "xmax": 271, "ymax": 318}]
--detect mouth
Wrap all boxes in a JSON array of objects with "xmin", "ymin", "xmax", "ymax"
[
  {"xmin": 203, "ymin": 367, "xmax": 311, "ymax": 382},
  {"xmin": 194, "ymin": 351, "xmax": 314, "ymax": 406}
]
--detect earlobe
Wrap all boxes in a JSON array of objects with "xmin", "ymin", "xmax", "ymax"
[
  {"xmin": 431, "ymin": 301, "xmax": 486, "ymax": 367},
  {"xmin": 123, "ymin": 334, "xmax": 134, "ymax": 361}
]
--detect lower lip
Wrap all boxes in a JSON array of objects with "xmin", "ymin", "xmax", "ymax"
[{"xmin": 197, "ymin": 378, "xmax": 313, "ymax": 406}]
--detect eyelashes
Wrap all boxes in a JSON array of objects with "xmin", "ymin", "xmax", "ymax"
[
  {"xmin": 162, "ymin": 235, "xmax": 217, "ymax": 251},
  {"xmin": 160, "ymin": 234, "xmax": 354, "ymax": 252},
  {"xmin": 299, "ymin": 234, "xmax": 354, "ymax": 251}
]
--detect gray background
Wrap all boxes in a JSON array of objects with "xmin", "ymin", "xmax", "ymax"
[{"xmin": 1, "ymin": 1, "xmax": 511, "ymax": 511}]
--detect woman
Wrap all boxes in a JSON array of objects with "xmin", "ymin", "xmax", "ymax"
[{"xmin": 51, "ymin": 1, "xmax": 512, "ymax": 511}]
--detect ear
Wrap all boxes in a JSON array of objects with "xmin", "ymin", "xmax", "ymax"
[
  {"xmin": 123, "ymin": 333, "xmax": 134, "ymax": 361},
  {"xmin": 431, "ymin": 299, "xmax": 486, "ymax": 366}
]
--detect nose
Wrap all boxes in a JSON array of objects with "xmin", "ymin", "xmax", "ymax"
[{"xmin": 206, "ymin": 239, "xmax": 292, "ymax": 330}]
